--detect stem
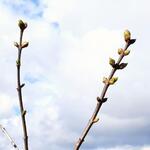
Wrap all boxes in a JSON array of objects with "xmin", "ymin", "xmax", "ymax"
[
  {"xmin": 0, "ymin": 124, "xmax": 20, "ymax": 150},
  {"xmin": 74, "ymin": 42, "xmax": 130, "ymax": 150},
  {"xmin": 16, "ymin": 30, "xmax": 28, "ymax": 150}
]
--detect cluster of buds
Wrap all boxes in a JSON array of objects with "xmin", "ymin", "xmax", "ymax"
[
  {"xmin": 101, "ymin": 29, "xmax": 135, "ymax": 87},
  {"xmin": 109, "ymin": 57, "xmax": 128, "ymax": 70},
  {"xmin": 103, "ymin": 77, "xmax": 118, "ymax": 85},
  {"xmin": 118, "ymin": 48, "xmax": 130, "ymax": 56},
  {"xmin": 14, "ymin": 20, "xmax": 29, "ymax": 49}
]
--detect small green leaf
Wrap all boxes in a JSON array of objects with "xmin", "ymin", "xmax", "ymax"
[{"xmin": 119, "ymin": 63, "xmax": 128, "ymax": 69}]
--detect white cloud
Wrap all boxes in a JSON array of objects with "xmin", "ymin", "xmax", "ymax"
[{"xmin": 0, "ymin": 0, "xmax": 150, "ymax": 150}]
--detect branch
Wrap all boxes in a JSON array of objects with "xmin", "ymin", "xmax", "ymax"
[
  {"xmin": 74, "ymin": 30, "xmax": 136, "ymax": 150},
  {"xmin": 0, "ymin": 124, "xmax": 20, "ymax": 150},
  {"xmin": 15, "ymin": 20, "xmax": 29, "ymax": 150}
]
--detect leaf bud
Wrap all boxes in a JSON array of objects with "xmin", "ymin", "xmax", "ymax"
[
  {"xmin": 124, "ymin": 30, "xmax": 131, "ymax": 42},
  {"xmin": 14, "ymin": 42, "xmax": 19, "ymax": 48},
  {"xmin": 118, "ymin": 48, "xmax": 124, "ymax": 55},
  {"xmin": 124, "ymin": 50, "xmax": 130, "ymax": 56},
  {"xmin": 18, "ymin": 20, "xmax": 27, "ymax": 31},
  {"xmin": 21, "ymin": 41, "xmax": 29, "ymax": 48},
  {"xmin": 93, "ymin": 118, "xmax": 99, "ymax": 123},
  {"xmin": 103, "ymin": 77, "xmax": 109, "ymax": 84},
  {"xmin": 109, "ymin": 77, "xmax": 118, "ymax": 85},
  {"xmin": 109, "ymin": 57, "xmax": 116, "ymax": 67}
]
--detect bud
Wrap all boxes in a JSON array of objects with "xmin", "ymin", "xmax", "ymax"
[
  {"xmin": 18, "ymin": 20, "xmax": 27, "ymax": 31},
  {"xmin": 16, "ymin": 59, "xmax": 20, "ymax": 66},
  {"xmin": 109, "ymin": 77, "xmax": 118, "ymax": 85},
  {"xmin": 129, "ymin": 39, "xmax": 136, "ymax": 44},
  {"xmin": 93, "ymin": 118, "xmax": 99, "ymax": 123},
  {"xmin": 103, "ymin": 77, "xmax": 109, "ymax": 84},
  {"xmin": 118, "ymin": 48, "xmax": 124, "ymax": 55},
  {"xmin": 109, "ymin": 58, "xmax": 115, "ymax": 67},
  {"xmin": 101, "ymin": 97, "xmax": 108, "ymax": 103},
  {"xmin": 14, "ymin": 42, "xmax": 19, "ymax": 48},
  {"xmin": 119, "ymin": 63, "xmax": 128, "ymax": 69},
  {"xmin": 124, "ymin": 30, "xmax": 131, "ymax": 42},
  {"xmin": 21, "ymin": 41, "xmax": 29, "ymax": 48},
  {"xmin": 124, "ymin": 50, "xmax": 130, "ymax": 56}
]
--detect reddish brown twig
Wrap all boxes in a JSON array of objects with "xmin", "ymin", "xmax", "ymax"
[{"xmin": 74, "ymin": 30, "xmax": 136, "ymax": 150}]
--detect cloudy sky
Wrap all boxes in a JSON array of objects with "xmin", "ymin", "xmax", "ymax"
[{"xmin": 0, "ymin": 0, "xmax": 150, "ymax": 150}]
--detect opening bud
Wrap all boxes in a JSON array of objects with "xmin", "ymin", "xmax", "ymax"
[
  {"xmin": 124, "ymin": 50, "xmax": 130, "ymax": 56},
  {"xmin": 118, "ymin": 63, "xmax": 128, "ymax": 69},
  {"xmin": 18, "ymin": 20, "xmax": 27, "ymax": 31},
  {"xmin": 109, "ymin": 58, "xmax": 116, "ymax": 67},
  {"xmin": 118, "ymin": 48, "xmax": 124, "ymax": 55},
  {"xmin": 109, "ymin": 77, "xmax": 118, "ymax": 85},
  {"xmin": 124, "ymin": 30, "xmax": 131, "ymax": 42},
  {"xmin": 21, "ymin": 41, "xmax": 29, "ymax": 48},
  {"xmin": 103, "ymin": 77, "xmax": 109, "ymax": 84}
]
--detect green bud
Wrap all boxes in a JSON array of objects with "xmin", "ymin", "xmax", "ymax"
[
  {"xmin": 118, "ymin": 48, "xmax": 124, "ymax": 55},
  {"xmin": 16, "ymin": 59, "xmax": 20, "ymax": 66},
  {"xmin": 109, "ymin": 77, "xmax": 118, "ymax": 85},
  {"xmin": 18, "ymin": 20, "xmax": 27, "ymax": 31},
  {"xmin": 124, "ymin": 50, "xmax": 130, "ymax": 56},
  {"xmin": 124, "ymin": 30, "xmax": 131, "ymax": 42},
  {"xmin": 109, "ymin": 58, "xmax": 115, "ymax": 67}
]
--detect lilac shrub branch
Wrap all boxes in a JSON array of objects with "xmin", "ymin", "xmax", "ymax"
[
  {"xmin": 14, "ymin": 20, "xmax": 29, "ymax": 150},
  {"xmin": 74, "ymin": 30, "xmax": 136, "ymax": 150}
]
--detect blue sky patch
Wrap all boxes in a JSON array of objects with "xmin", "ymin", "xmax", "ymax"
[{"xmin": 24, "ymin": 74, "xmax": 40, "ymax": 84}]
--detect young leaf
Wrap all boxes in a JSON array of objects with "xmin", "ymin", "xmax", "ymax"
[{"xmin": 119, "ymin": 63, "xmax": 128, "ymax": 69}]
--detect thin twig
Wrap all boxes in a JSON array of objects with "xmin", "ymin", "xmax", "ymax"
[
  {"xmin": 0, "ymin": 124, "xmax": 19, "ymax": 150},
  {"xmin": 74, "ymin": 31, "xmax": 136, "ymax": 150},
  {"xmin": 15, "ymin": 20, "xmax": 29, "ymax": 150}
]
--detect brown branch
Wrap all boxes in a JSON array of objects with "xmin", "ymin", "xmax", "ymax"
[
  {"xmin": 15, "ymin": 20, "xmax": 29, "ymax": 150},
  {"xmin": 74, "ymin": 31, "xmax": 136, "ymax": 150}
]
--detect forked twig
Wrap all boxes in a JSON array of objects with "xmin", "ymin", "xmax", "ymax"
[{"xmin": 74, "ymin": 30, "xmax": 136, "ymax": 150}]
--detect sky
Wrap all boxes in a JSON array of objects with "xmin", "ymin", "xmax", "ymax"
[{"xmin": 0, "ymin": 0, "xmax": 150, "ymax": 150}]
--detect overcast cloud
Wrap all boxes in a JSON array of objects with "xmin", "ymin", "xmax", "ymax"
[{"xmin": 0, "ymin": 0, "xmax": 150, "ymax": 150}]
